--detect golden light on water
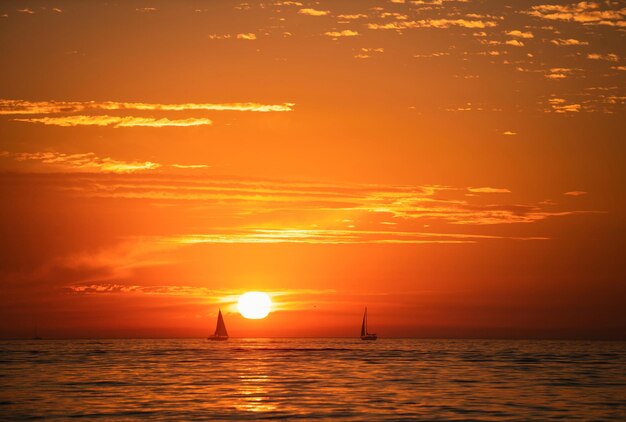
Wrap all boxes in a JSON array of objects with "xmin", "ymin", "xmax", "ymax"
[{"xmin": 238, "ymin": 292, "xmax": 272, "ymax": 320}]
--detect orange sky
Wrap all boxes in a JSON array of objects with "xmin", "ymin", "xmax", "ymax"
[{"xmin": 0, "ymin": 0, "xmax": 624, "ymax": 339}]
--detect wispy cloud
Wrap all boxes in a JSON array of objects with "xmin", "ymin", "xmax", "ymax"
[
  {"xmin": 64, "ymin": 283, "xmax": 334, "ymax": 313},
  {"xmin": 324, "ymin": 30, "xmax": 359, "ymax": 38},
  {"xmin": 526, "ymin": 3, "xmax": 626, "ymax": 27},
  {"xmin": 298, "ymin": 8, "xmax": 329, "ymax": 16},
  {"xmin": 587, "ymin": 53, "xmax": 619, "ymax": 62},
  {"xmin": 354, "ymin": 48, "xmax": 384, "ymax": 59},
  {"xmin": 564, "ymin": 191, "xmax": 588, "ymax": 197},
  {"xmin": 13, "ymin": 115, "xmax": 213, "ymax": 128},
  {"xmin": 550, "ymin": 38, "xmax": 588, "ymax": 46},
  {"xmin": 506, "ymin": 30, "xmax": 533, "ymax": 39},
  {"xmin": 0, "ymin": 151, "xmax": 160, "ymax": 173},
  {"xmin": 368, "ymin": 19, "xmax": 497, "ymax": 30},
  {"xmin": 0, "ymin": 99, "xmax": 295, "ymax": 115},
  {"xmin": 338, "ymin": 14, "xmax": 368, "ymax": 20},
  {"xmin": 505, "ymin": 39, "xmax": 525, "ymax": 47},
  {"xmin": 236, "ymin": 33, "xmax": 257, "ymax": 40},
  {"xmin": 546, "ymin": 98, "xmax": 581, "ymax": 113},
  {"xmin": 45, "ymin": 173, "xmax": 595, "ymax": 230},
  {"xmin": 164, "ymin": 229, "xmax": 548, "ymax": 245},
  {"xmin": 468, "ymin": 187, "xmax": 511, "ymax": 193},
  {"xmin": 0, "ymin": 151, "xmax": 214, "ymax": 173}
]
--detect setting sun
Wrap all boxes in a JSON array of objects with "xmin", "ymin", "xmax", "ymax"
[{"xmin": 237, "ymin": 292, "xmax": 272, "ymax": 320}]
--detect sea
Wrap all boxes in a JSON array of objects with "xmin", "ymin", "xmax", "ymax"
[{"xmin": 1, "ymin": 338, "xmax": 625, "ymax": 420}]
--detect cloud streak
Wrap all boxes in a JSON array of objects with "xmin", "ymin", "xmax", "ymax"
[
  {"xmin": 526, "ymin": 3, "xmax": 626, "ymax": 27},
  {"xmin": 0, "ymin": 99, "xmax": 295, "ymax": 115},
  {"xmin": 0, "ymin": 151, "xmax": 160, "ymax": 173},
  {"xmin": 5, "ymin": 170, "xmax": 593, "ymax": 243},
  {"xmin": 368, "ymin": 19, "xmax": 497, "ymax": 30},
  {"xmin": 13, "ymin": 115, "xmax": 213, "ymax": 128}
]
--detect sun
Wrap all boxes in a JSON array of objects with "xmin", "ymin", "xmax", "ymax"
[{"xmin": 237, "ymin": 292, "xmax": 272, "ymax": 319}]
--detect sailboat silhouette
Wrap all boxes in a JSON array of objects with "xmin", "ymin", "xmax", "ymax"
[
  {"xmin": 208, "ymin": 309, "xmax": 229, "ymax": 341},
  {"xmin": 360, "ymin": 307, "xmax": 377, "ymax": 340}
]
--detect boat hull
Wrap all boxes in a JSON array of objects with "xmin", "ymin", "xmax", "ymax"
[
  {"xmin": 208, "ymin": 336, "xmax": 228, "ymax": 341},
  {"xmin": 361, "ymin": 334, "xmax": 377, "ymax": 341}
]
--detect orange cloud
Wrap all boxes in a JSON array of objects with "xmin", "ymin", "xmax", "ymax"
[
  {"xmin": 0, "ymin": 151, "xmax": 160, "ymax": 173},
  {"xmin": 550, "ymin": 38, "xmax": 588, "ymax": 46},
  {"xmin": 468, "ymin": 187, "xmax": 511, "ymax": 193},
  {"xmin": 324, "ymin": 30, "xmax": 359, "ymax": 37},
  {"xmin": 587, "ymin": 53, "xmax": 619, "ymax": 62},
  {"xmin": 506, "ymin": 39, "xmax": 525, "ymax": 47},
  {"xmin": 338, "ymin": 14, "xmax": 368, "ymax": 20},
  {"xmin": 354, "ymin": 48, "xmax": 384, "ymax": 59},
  {"xmin": 298, "ymin": 8, "xmax": 329, "ymax": 16},
  {"xmin": 526, "ymin": 3, "xmax": 626, "ymax": 27},
  {"xmin": 0, "ymin": 99, "xmax": 295, "ymax": 115},
  {"xmin": 368, "ymin": 19, "xmax": 497, "ymax": 30},
  {"xmin": 506, "ymin": 30, "xmax": 533, "ymax": 38},
  {"xmin": 547, "ymin": 98, "xmax": 581, "ymax": 112},
  {"xmin": 236, "ymin": 33, "xmax": 257, "ymax": 40},
  {"xmin": 13, "ymin": 115, "xmax": 213, "ymax": 128}
]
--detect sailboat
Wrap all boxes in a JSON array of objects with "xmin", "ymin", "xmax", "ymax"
[
  {"xmin": 360, "ymin": 307, "xmax": 377, "ymax": 340},
  {"xmin": 208, "ymin": 309, "xmax": 229, "ymax": 341}
]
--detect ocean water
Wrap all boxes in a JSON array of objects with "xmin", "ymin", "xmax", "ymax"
[{"xmin": 1, "ymin": 338, "xmax": 625, "ymax": 420}]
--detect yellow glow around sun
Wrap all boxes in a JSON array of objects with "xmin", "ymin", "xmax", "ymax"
[{"xmin": 237, "ymin": 292, "xmax": 272, "ymax": 319}]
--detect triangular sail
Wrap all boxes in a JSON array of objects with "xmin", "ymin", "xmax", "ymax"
[
  {"xmin": 361, "ymin": 308, "xmax": 367, "ymax": 336},
  {"xmin": 215, "ymin": 309, "xmax": 228, "ymax": 337}
]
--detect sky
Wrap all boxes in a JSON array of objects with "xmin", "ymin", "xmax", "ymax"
[{"xmin": 0, "ymin": 0, "xmax": 624, "ymax": 339}]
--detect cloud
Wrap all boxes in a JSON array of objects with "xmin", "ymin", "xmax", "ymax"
[
  {"xmin": 170, "ymin": 164, "xmax": 210, "ymax": 169},
  {"xmin": 505, "ymin": 39, "xmax": 525, "ymax": 47},
  {"xmin": 0, "ymin": 151, "xmax": 160, "ymax": 173},
  {"xmin": 544, "ymin": 68, "xmax": 576, "ymax": 80},
  {"xmin": 506, "ymin": 30, "xmax": 533, "ymax": 39},
  {"xmin": 413, "ymin": 52, "xmax": 449, "ymax": 58},
  {"xmin": 41, "ymin": 173, "xmax": 593, "ymax": 228},
  {"xmin": 550, "ymin": 38, "xmax": 588, "ymax": 46},
  {"xmin": 546, "ymin": 98, "xmax": 581, "ymax": 113},
  {"xmin": 0, "ymin": 170, "xmax": 601, "ymax": 250},
  {"xmin": 502, "ymin": 131, "xmax": 517, "ymax": 136},
  {"xmin": 0, "ymin": 99, "xmax": 295, "ymax": 115},
  {"xmin": 324, "ymin": 30, "xmax": 359, "ymax": 37},
  {"xmin": 273, "ymin": 1, "xmax": 303, "ymax": 6},
  {"xmin": 13, "ymin": 115, "xmax": 213, "ymax": 128},
  {"xmin": 368, "ymin": 19, "xmax": 497, "ymax": 30},
  {"xmin": 354, "ymin": 48, "xmax": 384, "ymax": 59},
  {"xmin": 564, "ymin": 191, "xmax": 588, "ymax": 197},
  {"xmin": 298, "ymin": 8, "xmax": 329, "ymax": 16},
  {"xmin": 338, "ymin": 14, "xmax": 368, "ymax": 20},
  {"xmin": 236, "ymin": 33, "xmax": 257, "ymax": 40},
  {"xmin": 587, "ymin": 53, "xmax": 619, "ymax": 61},
  {"xmin": 64, "ymin": 283, "xmax": 334, "ymax": 313},
  {"xmin": 468, "ymin": 187, "xmax": 511, "ymax": 193},
  {"xmin": 17, "ymin": 8, "xmax": 35, "ymax": 14},
  {"xmin": 208, "ymin": 34, "xmax": 231, "ymax": 40},
  {"xmin": 526, "ymin": 3, "xmax": 626, "ymax": 27},
  {"xmin": 1, "ymin": 150, "xmax": 215, "ymax": 173}
]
